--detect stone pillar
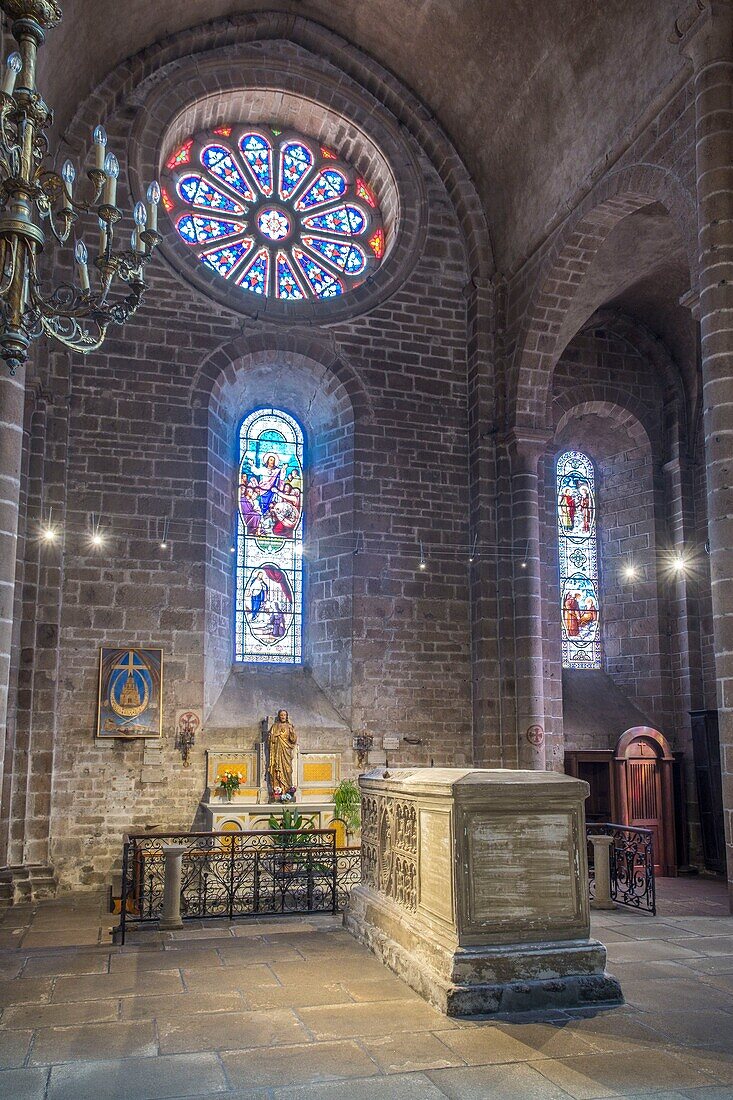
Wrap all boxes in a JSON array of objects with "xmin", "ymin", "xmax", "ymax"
[
  {"xmin": 159, "ymin": 844, "xmax": 186, "ymax": 931},
  {"xmin": 588, "ymin": 835, "xmax": 616, "ymax": 911},
  {"xmin": 509, "ymin": 430, "xmax": 550, "ymax": 769},
  {"xmin": 0, "ymin": 364, "xmax": 26, "ymax": 853},
  {"xmin": 675, "ymin": 0, "xmax": 733, "ymax": 907}
]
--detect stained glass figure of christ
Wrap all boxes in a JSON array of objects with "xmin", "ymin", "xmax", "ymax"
[
  {"xmin": 556, "ymin": 450, "xmax": 601, "ymax": 669},
  {"xmin": 235, "ymin": 409, "xmax": 304, "ymax": 664},
  {"xmin": 162, "ymin": 126, "xmax": 385, "ymax": 302}
]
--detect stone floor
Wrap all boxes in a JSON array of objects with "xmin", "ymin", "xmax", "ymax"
[{"xmin": 0, "ymin": 878, "xmax": 730, "ymax": 1099}]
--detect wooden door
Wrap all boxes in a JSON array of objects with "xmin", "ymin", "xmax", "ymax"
[{"xmin": 625, "ymin": 740, "xmax": 666, "ymax": 874}]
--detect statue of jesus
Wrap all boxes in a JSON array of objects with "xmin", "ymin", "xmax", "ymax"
[{"xmin": 267, "ymin": 709, "xmax": 297, "ymax": 794}]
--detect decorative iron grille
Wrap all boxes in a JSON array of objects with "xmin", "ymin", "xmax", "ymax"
[
  {"xmin": 587, "ymin": 823, "xmax": 656, "ymax": 915},
  {"xmin": 116, "ymin": 830, "xmax": 363, "ymax": 943}
]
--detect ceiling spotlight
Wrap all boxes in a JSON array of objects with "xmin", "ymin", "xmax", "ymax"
[
  {"xmin": 41, "ymin": 527, "xmax": 57, "ymax": 542},
  {"xmin": 419, "ymin": 560, "xmax": 427, "ymax": 571},
  {"xmin": 673, "ymin": 554, "xmax": 686, "ymax": 574},
  {"xmin": 623, "ymin": 563, "xmax": 637, "ymax": 580},
  {"xmin": 229, "ymin": 545, "xmax": 236, "ymax": 553},
  {"xmin": 520, "ymin": 561, "xmax": 527, "ymax": 569},
  {"xmin": 91, "ymin": 532, "xmax": 104, "ymax": 547},
  {"xmin": 160, "ymin": 541, "xmax": 167, "ymax": 550}
]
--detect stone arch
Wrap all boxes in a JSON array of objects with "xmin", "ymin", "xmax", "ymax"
[
  {"xmin": 59, "ymin": 11, "xmax": 493, "ymax": 286},
  {"xmin": 201, "ymin": 335, "xmax": 361, "ymax": 720},
  {"xmin": 509, "ymin": 163, "xmax": 697, "ymax": 432},
  {"xmin": 553, "ymin": 392, "xmax": 655, "ymax": 456}
]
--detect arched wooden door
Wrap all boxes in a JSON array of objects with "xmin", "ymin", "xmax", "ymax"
[{"xmin": 614, "ymin": 727, "xmax": 676, "ymax": 876}]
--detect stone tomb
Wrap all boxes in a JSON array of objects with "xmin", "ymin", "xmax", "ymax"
[{"xmin": 345, "ymin": 767, "xmax": 622, "ymax": 1015}]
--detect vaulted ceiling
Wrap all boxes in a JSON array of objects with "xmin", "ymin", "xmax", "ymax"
[{"xmin": 41, "ymin": 0, "xmax": 687, "ymax": 274}]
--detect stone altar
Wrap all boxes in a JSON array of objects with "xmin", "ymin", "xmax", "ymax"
[
  {"xmin": 199, "ymin": 749, "xmax": 347, "ymax": 843},
  {"xmin": 345, "ymin": 767, "xmax": 622, "ymax": 1015}
]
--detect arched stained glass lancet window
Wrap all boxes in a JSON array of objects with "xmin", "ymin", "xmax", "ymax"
[
  {"xmin": 556, "ymin": 450, "xmax": 601, "ymax": 669},
  {"xmin": 235, "ymin": 409, "xmax": 304, "ymax": 664},
  {"xmin": 161, "ymin": 125, "xmax": 385, "ymax": 301}
]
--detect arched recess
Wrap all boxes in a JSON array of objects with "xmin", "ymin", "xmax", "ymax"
[
  {"xmin": 541, "ymin": 394, "xmax": 671, "ymax": 769},
  {"xmin": 614, "ymin": 726, "xmax": 677, "ymax": 875},
  {"xmin": 58, "ymin": 12, "xmax": 493, "ymax": 288},
  {"xmin": 509, "ymin": 163, "xmax": 697, "ymax": 433},
  {"xmin": 199, "ymin": 335, "xmax": 364, "ymax": 720}
]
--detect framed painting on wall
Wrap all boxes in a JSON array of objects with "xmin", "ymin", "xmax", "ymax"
[{"xmin": 96, "ymin": 647, "xmax": 163, "ymax": 739}]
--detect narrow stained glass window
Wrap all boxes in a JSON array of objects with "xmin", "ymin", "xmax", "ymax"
[
  {"xmin": 162, "ymin": 125, "xmax": 384, "ymax": 302},
  {"xmin": 556, "ymin": 450, "xmax": 601, "ymax": 669},
  {"xmin": 235, "ymin": 409, "xmax": 304, "ymax": 664}
]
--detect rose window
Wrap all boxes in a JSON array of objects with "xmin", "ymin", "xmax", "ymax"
[{"xmin": 161, "ymin": 125, "xmax": 386, "ymax": 301}]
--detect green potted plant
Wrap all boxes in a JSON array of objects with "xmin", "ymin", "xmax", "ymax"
[{"xmin": 333, "ymin": 779, "xmax": 361, "ymax": 842}]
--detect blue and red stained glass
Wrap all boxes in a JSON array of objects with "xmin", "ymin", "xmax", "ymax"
[
  {"xmin": 278, "ymin": 141, "xmax": 313, "ymax": 201},
  {"xmin": 275, "ymin": 252, "xmax": 305, "ymax": 300},
  {"xmin": 240, "ymin": 133, "xmax": 273, "ymax": 196},
  {"xmin": 201, "ymin": 146, "xmax": 255, "ymax": 202},
  {"xmin": 236, "ymin": 247, "xmax": 270, "ymax": 295},
  {"xmin": 292, "ymin": 247, "xmax": 343, "ymax": 298},
  {"xmin": 177, "ymin": 214, "xmax": 240, "ymax": 244},
  {"xmin": 302, "ymin": 236, "xmax": 366, "ymax": 275},
  {"xmin": 557, "ymin": 450, "xmax": 601, "ymax": 669},
  {"xmin": 200, "ymin": 239, "xmax": 253, "ymax": 278},
  {"xmin": 163, "ymin": 125, "xmax": 384, "ymax": 302},
  {"xmin": 302, "ymin": 204, "xmax": 366, "ymax": 237},
  {"xmin": 166, "ymin": 140, "xmax": 192, "ymax": 169},
  {"xmin": 294, "ymin": 169, "xmax": 347, "ymax": 211},
  {"xmin": 178, "ymin": 175, "xmax": 245, "ymax": 214},
  {"xmin": 236, "ymin": 408, "xmax": 304, "ymax": 664}
]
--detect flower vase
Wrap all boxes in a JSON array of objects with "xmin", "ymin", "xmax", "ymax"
[{"xmin": 224, "ymin": 789, "xmax": 232, "ymax": 802}]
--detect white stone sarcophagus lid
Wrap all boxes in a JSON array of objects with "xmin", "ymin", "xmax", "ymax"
[{"xmin": 345, "ymin": 767, "xmax": 622, "ymax": 1016}]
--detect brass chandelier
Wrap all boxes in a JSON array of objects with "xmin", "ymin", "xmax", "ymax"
[{"xmin": 0, "ymin": 0, "xmax": 160, "ymax": 375}]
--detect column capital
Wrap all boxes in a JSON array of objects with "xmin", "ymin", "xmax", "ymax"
[
  {"xmin": 507, "ymin": 427, "xmax": 553, "ymax": 473},
  {"xmin": 672, "ymin": 0, "xmax": 733, "ymax": 67}
]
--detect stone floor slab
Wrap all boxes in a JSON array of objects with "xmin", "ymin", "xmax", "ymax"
[
  {"xmin": 436, "ymin": 1020, "xmax": 599, "ymax": 1064},
  {"xmin": 2, "ymin": 998, "xmax": 120, "ymax": 1030},
  {"xmin": 336, "ymin": 976, "xmax": 419, "ymax": 1002},
  {"xmin": 157, "ymin": 1007, "xmax": 310, "ymax": 1054},
  {"xmin": 605, "ymin": 940, "xmax": 705, "ymax": 963},
  {"xmin": 0, "ymin": 1067, "xmax": 50, "ymax": 1100},
  {"xmin": 21, "ymin": 952, "xmax": 110, "ymax": 977},
  {"xmin": 362, "ymin": 1030, "xmax": 466, "ymax": 1073},
  {"xmin": 120, "ymin": 990, "xmax": 247, "ymax": 1020},
  {"xmin": 531, "ymin": 1050, "xmax": 723, "ymax": 1098},
  {"xmin": 296, "ymin": 998, "xmax": 457, "ymax": 1041},
  {"xmin": 29, "ymin": 1019, "xmax": 157, "ymax": 1066},
  {"xmin": 273, "ymin": 1072, "xmax": 448, "ymax": 1099},
  {"xmin": 221, "ymin": 1038, "xmax": 380, "ymax": 1087},
  {"xmin": 181, "ymin": 963, "xmax": 279, "ymax": 993},
  {"xmin": 243, "ymin": 980, "xmax": 353, "ymax": 1010},
  {"xmin": 0, "ymin": 976, "xmax": 52, "ymax": 1005},
  {"xmin": 46, "ymin": 1052, "xmax": 228, "ymax": 1100},
  {"xmin": 109, "ymin": 949, "xmax": 222, "ymax": 973},
  {"xmin": 51, "ymin": 969, "xmax": 184, "ymax": 1002},
  {"xmin": 0, "ymin": 1027, "xmax": 32, "ymax": 1067},
  {"xmin": 428, "ymin": 1062, "xmax": 572, "ymax": 1099}
]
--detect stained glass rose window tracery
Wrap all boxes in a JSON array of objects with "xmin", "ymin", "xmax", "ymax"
[
  {"xmin": 162, "ymin": 126, "xmax": 385, "ymax": 302},
  {"xmin": 556, "ymin": 450, "xmax": 601, "ymax": 669}
]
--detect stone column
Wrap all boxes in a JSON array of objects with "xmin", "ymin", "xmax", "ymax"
[
  {"xmin": 509, "ymin": 430, "xmax": 550, "ymax": 770},
  {"xmin": 588, "ymin": 835, "xmax": 616, "ymax": 911},
  {"xmin": 0, "ymin": 364, "xmax": 26, "ymax": 853},
  {"xmin": 159, "ymin": 844, "xmax": 186, "ymax": 931},
  {"xmin": 675, "ymin": 0, "xmax": 733, "ymax": 907}
]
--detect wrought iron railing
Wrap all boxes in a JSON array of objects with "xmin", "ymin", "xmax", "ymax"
[
  {"xmin": 116, "ymin": 830, "xmax": 362, "ymax": 943},
  {"xmin": 587, "ymin": 823, "xmax": 656, "ymax": 915}
]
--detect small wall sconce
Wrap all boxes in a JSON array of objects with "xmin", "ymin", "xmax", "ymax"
[
  {"xmin": 175, "ymin": 715, "xmax": 197, "ymax": 766},
  {"xmin": 353, "ymin": 731, "xmax": 373, "ymax": 767}
]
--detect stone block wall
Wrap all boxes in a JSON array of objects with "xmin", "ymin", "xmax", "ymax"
[{"xmin": 27, "ymin": 144, "xmax": 473, "ymax": 888}]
